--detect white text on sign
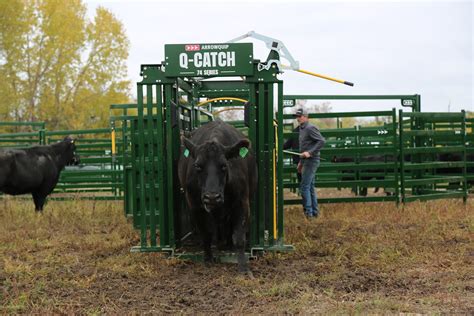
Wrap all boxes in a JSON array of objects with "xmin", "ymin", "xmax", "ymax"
[{"xmin": 179, "ymin": 52, "xmax": 236, "ymax": 69}]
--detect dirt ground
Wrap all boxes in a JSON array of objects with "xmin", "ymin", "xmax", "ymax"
[{"xmin": 0, "ymin": 191, "xmax": 473, "ymax": 314}]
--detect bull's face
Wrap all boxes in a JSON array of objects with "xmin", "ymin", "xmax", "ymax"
[
  {"xmin": 63, "ymin": 136, "xmax": 80, "ymax": 166},
  {"xmin": 183, "ymin": 137, "xmax": 250, "ymax": 213}
]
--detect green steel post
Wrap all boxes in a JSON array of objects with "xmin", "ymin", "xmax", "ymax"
[
  {"xmin": 146, "ymin": 84, "xmax": 158, "ymax": 247},
  {"xmin": 414, "ymin": 94, "xmax": 421, "ymax": 112},
  {"xmin": 257, "ymin": 82, "xmax": 266, "ymax": 247},
  {"xmin": 165, "ymin": 83, "xmax": 176, "ymax": 247},
  {"xmin": 277, "ymin": 83, "xmax": 284, "ymax": 242},
  {"xmin": 399, "ymin": 109, "xmax": 406, "ymax": 203},
  {"xmin": 156, "ymin": 84, "xmax": 167, "ymax": 247},
  {"xmin": 137, "ymin": 84, "xmax": 148, "ymax": 248},
  {"xmin": 462, "ymin": 110, "xmax": 468, "ymax": 203},
  {"xmin": 130, "ymin": 121, "xmax": 138, "ymax": 219},
  {"xmin": 267, "ymin": 83, "xmax": 275, "ymax": 243},
  {"xmin": 248, "ymin": 88, "xmax": 258, "ymax": 247},
  {"xmin": 39, "ymin": 129, "xmax": 45, "ymax": 145},
  {"xmin": 355, "ymin": 125, "xmax": 360, "ymax": 195},
  {"xmin": 392, "ymin": 108, "xmax": 400, "ymax": 205}
]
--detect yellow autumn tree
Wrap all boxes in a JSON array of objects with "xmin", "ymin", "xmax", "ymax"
[{"xmin": 0, "ymin": 0, "xmax": 130, "ymax": 130}]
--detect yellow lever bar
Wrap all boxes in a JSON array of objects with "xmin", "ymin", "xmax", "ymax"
[
  {"xmin": 297, "ymin": 68, "xmax": 354, "ymax": 86},
  {"xmin": 282, "ymin": 64, "xmax": 354, "ymax": 86},
  {"xmin": 197, "ymin": 97, "xmax": 248, "ymax": 107}
]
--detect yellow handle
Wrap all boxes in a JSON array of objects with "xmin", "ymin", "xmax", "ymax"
[
  {"xmin": 296, "ymin": 68, "xmax": 354, "ymax": 86},
  {"xmin": 281, "ymin": 64, "xmax": 354, "ymax": 86},
  {"xmin": 111, "ymin": 129, "xmax": 116, "ymax": 155},
  {"xmin": 197, "ymin": 97, "xmax": 248, "ymax": 107},
  {"xmin": 213, "ymin": 107, "xmax": 245, "ymax": 115}
]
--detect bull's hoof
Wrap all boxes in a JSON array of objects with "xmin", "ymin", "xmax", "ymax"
[{"xmin": 203, "ymin": 255, "xmax": 216, "ymax": 266}]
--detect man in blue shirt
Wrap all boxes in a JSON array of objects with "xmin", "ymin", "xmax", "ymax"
[{"xmin": 294, "ymin": 108, "xmax": 326, "ymax": 218}]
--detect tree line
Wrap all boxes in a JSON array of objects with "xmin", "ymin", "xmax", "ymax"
[{"xmin": 0, "ymin": 0, "xmax": 130, "ymax": 131}]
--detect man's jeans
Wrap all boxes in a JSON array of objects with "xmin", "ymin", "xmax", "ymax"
[{"xmin": 300, "ymin": 157, "xmax": 320, "ymax": 216}]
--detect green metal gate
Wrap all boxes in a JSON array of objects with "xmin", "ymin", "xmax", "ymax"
[
  {"xmin": 399, "ymin": 111, "xmax": 468, "ymax": 202},
  {"xmin": 126, "ymin": 43, "xmax": 293, "ymax": 259}
]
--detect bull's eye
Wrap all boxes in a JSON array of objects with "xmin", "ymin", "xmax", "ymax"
[
  {"xmin": 194, "ymin": 163, "xmax": 203, "ymax": 172},
  {"xmin": 221, "ymin": 164, "xmax": 227, "ymax": 172}
]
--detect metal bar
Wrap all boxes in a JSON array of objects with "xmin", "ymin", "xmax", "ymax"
[
  {"xmin": 157, "ymin": 84, "xmax": 166, "ymax": 248},
  {"xmin": 283, "ymin": 94, "xmax": 419, "ymax": 100},
  {"xmin": 461, "ymin": 110, "xmax": 468, "ymax": 203},
  {"xmin": 109, "ymin": 103, "xmax": 138, "ymax": 109},
  {"xmin": 248, "ymin": 84, "xmax": 258, "ymax": 248},
  {"xmin": 277, "ymin": 82, "xmax": 284, "ymax": 242},
  {"xmin": 267, "ymin": 83, "xmax": 276, "ymax": 242},
  {"xmin": 146, "ymin": 84, "xmax": 158, "ymax": 248},
  {"xmin": 257, "ymin": 82, "xmax": 265, "ymax": 247},
  {"xmin": 165, "ymin": 83, "xmax": 176, "ymax": 247},
  {"xmin": 136, "ymin": 84, "xmax": 148, "ymax": 249},
  {"xmin": 0, "ymin": 121, "xmax": 46, "ymax": 127},
  {"xmin": 283, "ymin": 111, "xmax": 394, "ymax": 119}
]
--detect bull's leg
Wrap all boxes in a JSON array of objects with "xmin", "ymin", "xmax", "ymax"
[
  {"xmin": 233, "ymin": 202, "xmax": 250, "ymax": 274},
  {"xmin": 217, "ymin": 224, "xmax": 233, "ymax": 251},
  {"xmin": 233, "ymin": 227, "xmax": 248, "ymax": 273},
  {"xmin": 374, "ymin": 176, "xmax": 384, "ymax": 193},
  {"xmin": 202, "ymin": 230, "xmax": 213, "ymax": 263},
  {"xmin": 195, "ymin": 210, "xmax": 214, "ymax": 263},
  {"xmin": 32, "ymin": 192, "xmax": 46, "ymax": 212}
]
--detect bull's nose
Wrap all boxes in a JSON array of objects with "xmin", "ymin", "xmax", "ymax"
[{"xmin": 203, "ymin": 192, "xmax": 223, "ymax": 204}]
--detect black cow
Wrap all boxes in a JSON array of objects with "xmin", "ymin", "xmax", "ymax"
[
  {"xmin": 437, "ymin": 153, "xmax": 474, "ymax": 172},
  {"xmin": 0, "ymin": 137, "xmax": 79, "ymax": 211},
  {"xmin": 178, "ymin": 121, "xmax": 257, "ymax": 273},
  {"xmin": 332, "ymin": 155, "xmax": 395, "ymax": 196},
  {"xmin": 436, "ymin": 152, "xmax": 474, "ymax": 187}
]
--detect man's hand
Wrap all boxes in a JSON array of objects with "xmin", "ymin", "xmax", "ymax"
[
  {"xmin": 300, "ymin": 151, "xmax": 311, "ymax": 158},
  {"xmin": 297, "ymin": 162, "xmax": 302, "ymax": 174}
]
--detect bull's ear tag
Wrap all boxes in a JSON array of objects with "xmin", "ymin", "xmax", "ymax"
[
  {"xmin": 184, "ymin": 149, "xmax": 190, "ymax": 157},
  {"xmin": 239, "ymin": 147, "xmax": 248, "ymax": 158}
]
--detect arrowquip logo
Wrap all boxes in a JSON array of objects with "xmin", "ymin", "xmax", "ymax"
[
  {"xmin": 165, "ymin": 43, "xmax": 253, "ymax": 77},
  {"xmin": 185, "ymin": 44, "xmax": 200, "ymax": 51}
]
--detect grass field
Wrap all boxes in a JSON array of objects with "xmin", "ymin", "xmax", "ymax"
[{"xmin": 0, "ymin": 196, "xmax": 473, "ymax": 313}]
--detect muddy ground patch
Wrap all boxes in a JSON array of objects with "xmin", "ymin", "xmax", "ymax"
[{"xmin": 0, "ymin": 196, "xmax": 472, "ymax": 313}]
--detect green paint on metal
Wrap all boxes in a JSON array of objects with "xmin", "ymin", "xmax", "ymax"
[
  {"xmin": 239, "ymin": 147, "xmax": 248, "ymax": 158},
  {"xmin": 119, "ymin": 43, "xmax": 295, "ymax": 260}
]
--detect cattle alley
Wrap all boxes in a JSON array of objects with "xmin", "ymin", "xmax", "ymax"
[{"xmin": 0, "ymin": 195, "xmax": 472, "ymax": 314}]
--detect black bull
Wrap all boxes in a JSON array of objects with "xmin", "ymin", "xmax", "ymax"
[
  {"xmin": 333, "ymin": 153, "xmax": 474, "ymax": 195},
  {"xmin": 178, "ymin": 121, "xmax": 257, "ymax": 273},
  {"xmin": 0, "ymin": 137, "xmax": 79, "ymax": 211},
  {"xmin": 332, "ymin": 155, "xmax": 397, "ymax": 196}
]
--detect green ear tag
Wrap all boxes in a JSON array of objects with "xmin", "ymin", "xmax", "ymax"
[
  {"xmin": 239, "ymin": 147, "xmax": 249, "ymax": 158},
  {"xmin": 184, "ymin": 149, "xmax": 189, "ymax": 157}
]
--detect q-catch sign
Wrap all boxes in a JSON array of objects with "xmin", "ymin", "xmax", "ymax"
[{"xmin": 164, "ymin": 43, "xmax": 254, "ymax": 77}]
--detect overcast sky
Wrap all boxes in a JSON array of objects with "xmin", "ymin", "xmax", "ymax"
[{"xmin": 84, "ymin": 0, "xmax": 472, "ymax": 113}]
